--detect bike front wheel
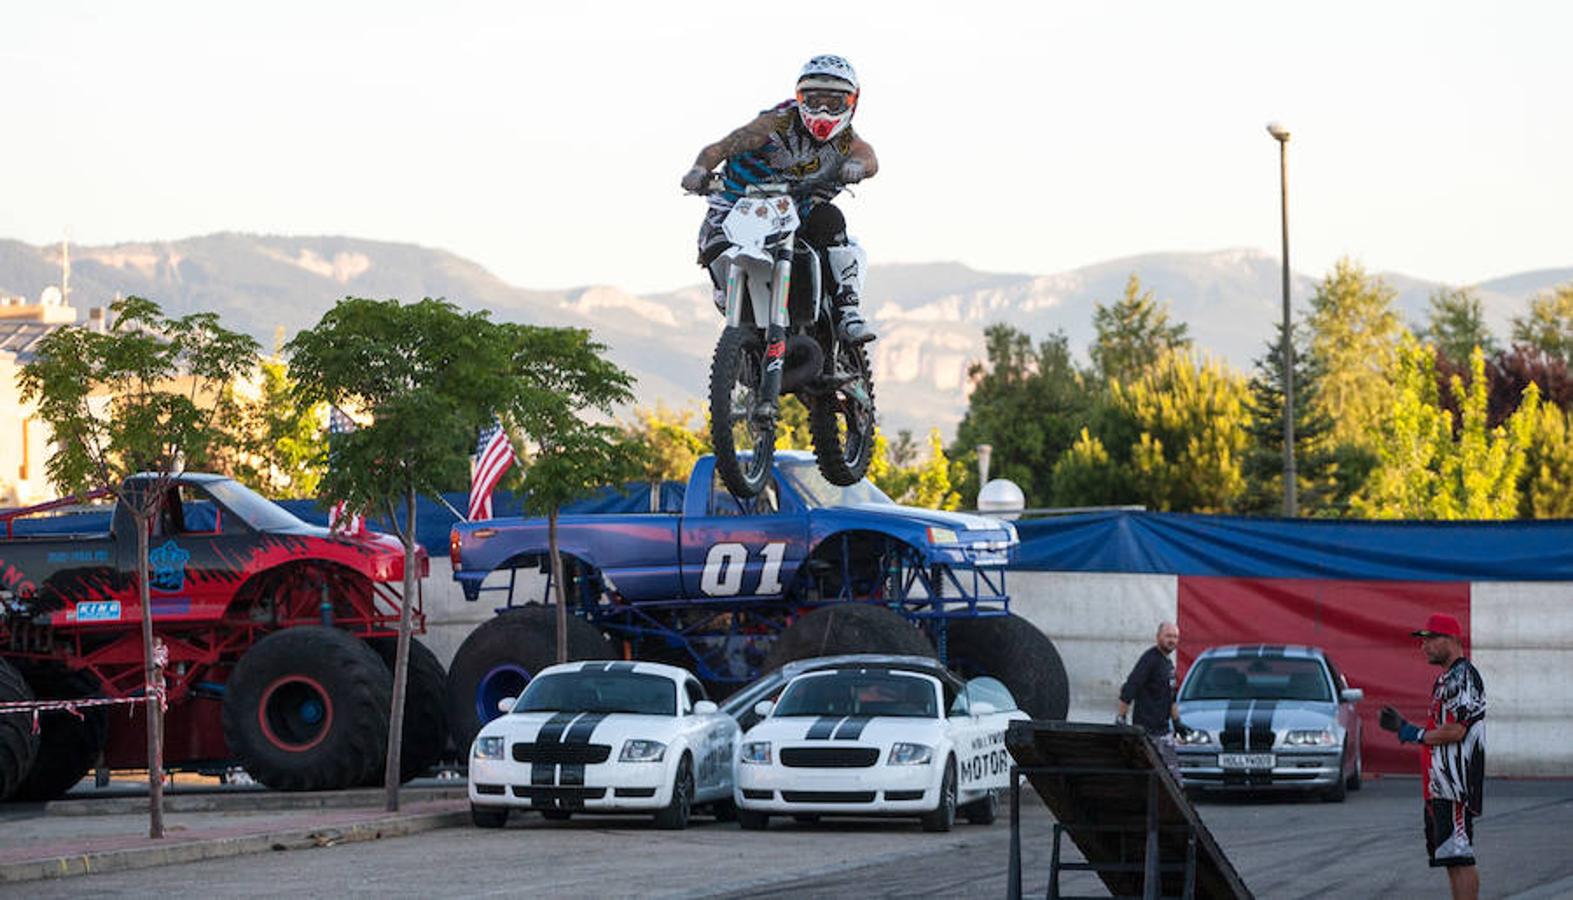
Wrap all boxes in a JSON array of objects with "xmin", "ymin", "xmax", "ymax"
[
  {"xmin": 809, "ymin": 341, "xmax": 876, "ymax": 486},
  {"xmin": 710, "ymin": 326, "xmax": 777, "ymax": 498}
]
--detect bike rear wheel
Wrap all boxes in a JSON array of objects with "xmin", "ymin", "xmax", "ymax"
[
  {"xmin": 809, "ymin": 341, "xmax": 876, "ymax": 486},
  {"xmin": 710, "ymin": 326, "xmax": 777, "ymax": 498}
]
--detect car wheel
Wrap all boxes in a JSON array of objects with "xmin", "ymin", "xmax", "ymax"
[
  {"xmin": 738, "ymin": 808, "xmax": 769, "ymax": 831},
  {"xmin": 541, "ymin": 809, "xmax": 572, "ymax": 821},
  {"xmin": 654, "ymin": 756, "xmax": 693, "ymax": 830},
  {"xmin": 711, "ymin": 798, "xmax": 738, "ymax": 822},
  {"xmin": 921, "ymin": 758, "xmax": 958, "ymax": 832},
  {"xmin": 1347, "ymin": 741, "xmax": 1363, "ymax": 791},
  {"xmin": 962, "ymin": 789, "xmax": 998, "ymax": 825},
  {"xmin": 471, "ymin": 804, "xmax": 509, "ymax": 828},
  {"xmin": 1323, "ymin": 752, "xmax": 1348, "ymax": 803}
]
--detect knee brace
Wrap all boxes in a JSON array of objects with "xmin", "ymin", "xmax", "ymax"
[{"xmin": 826, "ymin": 240, "xmax": 867, "ymax": 299}]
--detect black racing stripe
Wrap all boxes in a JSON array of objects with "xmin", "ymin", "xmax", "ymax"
[
  {"xmin": 1249, "ymin": 701, "xmax": 1279, "ymax": 752},
  {"xmin": 532, "ymin": 711, "xmax": 579, "ymax": 786},
  {"xmin": 833, "ymin": 716, "xmax": 871, "ymax": 740},
  {"xmin": 606, "ymin": 661, "xmax": 636, "ymax": 672},
  {"xmin": 580, "ymin": 662, "xmax": 610, "ymax": 672},
  {"xmin": 1220, "ymin": 701, "xmax": 1251, "ymax": 751},
  {"xmin": 1256, "ymin": 645, "xmax": 1286, "ymax": 657},
  {"xmin": 558, "ymin": 713, "xmax": 609, "ymax": 787},
  {"xmin": 806, "ymin": 716, "xmax": 841, "ymax": 740}
]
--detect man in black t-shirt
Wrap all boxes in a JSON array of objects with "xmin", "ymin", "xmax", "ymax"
[{"xmin": 1118, "ymin": 621, "xmax": 1190, "ymax": 737}]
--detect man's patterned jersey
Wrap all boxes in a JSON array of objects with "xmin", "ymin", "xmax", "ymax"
[
  {"xmin": 708, "ymin": 100, "xmax": 857, "ymax": 216},
  {"xmin": 1424, "ymin": 657, "xmax": 1486, "ymax": 814}
]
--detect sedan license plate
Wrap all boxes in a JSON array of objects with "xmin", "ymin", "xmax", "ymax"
[{"xmin": 1218, "ymin": 753, "xmax": 1275, "ymax": 769}]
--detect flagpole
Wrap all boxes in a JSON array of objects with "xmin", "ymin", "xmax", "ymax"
[{"xmin": 435, "ymin": 492, "xmax": 469, "ymax": 523}]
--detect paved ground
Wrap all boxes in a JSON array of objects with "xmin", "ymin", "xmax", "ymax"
[{"xmin": 2, "ymin": 776, "xmax": 1569, "ymax": 898}]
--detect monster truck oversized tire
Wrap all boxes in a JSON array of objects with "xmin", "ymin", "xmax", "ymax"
[
  {"xmin": 762, "ymin": 603, "xmax": 936, "ymax": 673},
  {"xmin": 223, "ymin": 627, "xmax": 392, "ymax": 791},
  {"xmin": 364, "ymin": 637, "xmax": 450, "ymax": 783},
  {"xmin": 446, "ymin": 605, "xmax": 614, "ymax": 751},
  {"xmin": 0, "ymin": 659, "xmax": 39, "ymax": 801},
  {"xmin": 808, "ymin": 342, "xmax": 875, "ymax": 487},
  {"xmin": 945, "ymin": 612, "xmax": 1069, "ymax": 720},
  {"xmin": 12, "ymin": 667, "xmax": 107, "ymax": 802}
]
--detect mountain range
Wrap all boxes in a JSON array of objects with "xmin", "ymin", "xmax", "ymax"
[{"xmin": 2, "ymin": 234, "xmax": 1568, "ymax": 439}]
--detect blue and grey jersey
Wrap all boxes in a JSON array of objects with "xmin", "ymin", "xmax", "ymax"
[{"xmin": 708, "ymin": 100, "xmax": 858, "ymax": 217}]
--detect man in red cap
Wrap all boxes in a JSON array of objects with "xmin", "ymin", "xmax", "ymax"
[{"xmin": 1380, "ymin": 612, "xmax": 1486, "ymax": 900}]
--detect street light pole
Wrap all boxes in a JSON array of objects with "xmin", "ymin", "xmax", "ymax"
[{"xmin": 1267, "ymin": 121, "xmax": 1297, "ymax": 517}]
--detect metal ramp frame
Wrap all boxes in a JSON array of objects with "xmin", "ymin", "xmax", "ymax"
[{"xmin": 1006, "ymin": 721, "xmax": 1252, "ymax": 900}]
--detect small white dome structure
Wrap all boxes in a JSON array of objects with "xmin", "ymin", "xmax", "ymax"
[{"xmin": 977, "ymin": 479, "xmax": 1026, "ymax": 521}]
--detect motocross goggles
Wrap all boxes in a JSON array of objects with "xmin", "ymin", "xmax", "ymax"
[{"xmin": 797, "ymin": 88, "xmax": 854, "ymax": 115}]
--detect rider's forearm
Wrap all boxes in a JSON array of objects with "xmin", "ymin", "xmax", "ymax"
[
  {"xmin": 848, "ymin": 140, "xmax": 878, "ymax": 177},
  {"xmin": 694, "ymin": 117, "xmax": 774, "ymax": 171}
]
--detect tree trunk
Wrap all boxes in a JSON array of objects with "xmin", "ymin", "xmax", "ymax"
[
  {"xmin": 135, "ymin": 510, "xmax": 164, "ymax": 839},
  {"xmin": 550, "ymin": 508, "xmax": 567, "ymax": 664},
  {"xmin": 384, "ymin": 488, "xmax": 418, "ymax": 813}
]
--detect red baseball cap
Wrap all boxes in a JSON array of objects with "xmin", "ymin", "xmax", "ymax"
[{"xmin": 1411, "ymin": 613, "xmax": 1462, "ymax": 639}]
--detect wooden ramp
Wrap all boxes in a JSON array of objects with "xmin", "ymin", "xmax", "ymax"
[{"xmin": 1006, "ymin": 720, "xmax": 1252, "ymax": 900}]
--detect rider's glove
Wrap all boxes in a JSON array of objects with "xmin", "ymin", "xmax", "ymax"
[
  {"xmin": 839, "ymin": 160, "xmax": 867, "ymax": 184},
  {"xmin": 1380, "ymin": 705, "xmax": 1425, "ymax": 744},
  {"xmin": 681, "ymin": 166, "xmax": 710, "ymax": 193}
]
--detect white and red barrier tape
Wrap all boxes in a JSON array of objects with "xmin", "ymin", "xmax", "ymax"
[{"xmin": 0, "ymin": 640, "xmax": 169, "ymax": 734}]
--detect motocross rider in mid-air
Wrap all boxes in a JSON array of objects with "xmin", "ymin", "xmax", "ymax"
[{"xmin": 681, "ymin": 54, "xmax": 879, "ymax": 345}]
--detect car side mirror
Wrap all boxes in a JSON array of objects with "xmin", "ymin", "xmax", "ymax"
[
  {"xmin": 753, "ymin": 700, "xmax": 775, "ymax": 719},
  {"xmin": 497, "ymin": 697, "xmax": 516, "ymax": 714},
  {"xmin": 694, "ymin": 700, "xmax": 718, "ymax": 715},
  {"xmin": 1341, "ymin": 688, "xmax": 1364, "ymax": 703},
  {"xmin": 971, "ymin": 701, "xmax": 997, "ymax": 716}
]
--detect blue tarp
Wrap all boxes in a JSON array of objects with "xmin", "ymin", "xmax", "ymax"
[{"xmin": 1013, "ymin": 511, "xmax": 1573, "ymax": 582}]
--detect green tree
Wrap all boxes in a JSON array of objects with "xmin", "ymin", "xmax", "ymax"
[
  {"xmin": 20, "ymin": 296, "xmax": 260, "ymax": 838},
  {"xmin": 620, "ymin": 403, "xmax": 708, "ymax": 483},
  {"xmin": 222, "ymin": 357, "xmax": 327, "ymax": 498},
  {"xmin": 1520, "ymin": 402, "xmax": 1573, "ymax": 518},
  {"xmin": 1239, "ymin": 322, "xmax": 1346, "ymax": 516},
  {"xmin": 1051, "ymin": 351, "xmax": 1250, "ymax": 512},
  {"xmin": 1424, "ymin": 286, "xmax": 1498, "ymax": 364},
  {"xmin": 287, "ymin": 297, "xmax": 523, "ymax": 812},
  {"xmin": 1511, "ymin": 283, "xmax": 1573, "ymax": 363},
  {"xmin": 1354, "ymin": 341, "xmax": 1538, "ymax": 519},
  {"xmin": 870, "ymin": 428, "xmax": 960, "ymax": 510},
  {"xmin": 1305, "ymin": 259, "xmax": 1406, "ymax": 450},
  {"xmin": 953, "ymin": 325, "xmax": 1093, "ymax": 505},
  {"xmin": 1090, "ymin": 274, "xmax": 1191, "ymax": 386},
  {"xmin": 503, "ymin": 326, "xmax": 641, "ymax": 667}
]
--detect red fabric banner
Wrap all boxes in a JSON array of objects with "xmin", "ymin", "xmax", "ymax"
[{"xmin": 1177, "ymin": 577, "xmax": 1470, "ymax": 775}]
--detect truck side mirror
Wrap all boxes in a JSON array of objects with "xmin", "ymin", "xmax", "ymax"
[
  {"xmin": 497, "ymin": 696, "xmax": 516, "ymax": 714},
  {"xmin": 753, "ymin": 700, "xmax": 775, "ymax": 719}
]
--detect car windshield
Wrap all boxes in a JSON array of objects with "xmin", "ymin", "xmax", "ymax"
[
  {"xmin": 1181, "ymin": 656, "xmax": 1333, "ymax": 702},
  {"xmin": 773, "ymin": 671, "xmax": 938, "ymax": 718},
  {"xmin": 778, "ymin": 459, "xmax": 893, "ymax": 509},
  {"xmin": 513, "ymin": 672, "xmax": 676, "ymax": 716},
  {"xmin": 202, "ymin": 479, "xmax": 308, "ymax": 532}
]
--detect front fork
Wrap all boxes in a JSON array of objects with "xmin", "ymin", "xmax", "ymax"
[{"xmin": 725, "ymin": 244, "xmax": 794, "ymax": 421}]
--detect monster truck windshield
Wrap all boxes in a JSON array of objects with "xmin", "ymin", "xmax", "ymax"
[
  {"xmin": 777, "ymin": 458, "xmax": 893, "ymax": 509},
  {"xmin": 512, "ymin": 671, "xmax": 678, "ymax": 716},
  {"xmin": 203, "ymin": 479, "xmax": 310, "ymax": 532}
]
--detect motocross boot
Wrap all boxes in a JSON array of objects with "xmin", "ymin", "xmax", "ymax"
[{"xmin": 834, "ymin": 293, "xmax": 876, "ymax": 344}]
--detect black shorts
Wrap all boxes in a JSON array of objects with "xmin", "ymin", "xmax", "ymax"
[{"xmin": 1423, "ymin": 799, "xmax": 1476, "ymax": 867}]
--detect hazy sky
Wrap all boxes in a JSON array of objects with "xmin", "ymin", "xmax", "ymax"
[{"xmin": 3, "ymin": 2, "xmax": 1566, "ymax": 294}]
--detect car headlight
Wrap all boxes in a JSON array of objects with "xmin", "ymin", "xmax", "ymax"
[
  {"xmin": 1175, "ymin": 729, "xmax": 1215, "ymax": 746},
  {"xmin": 619, "ymin": 739, "xmax": 667, "ymax": 762},
  {"xmin": 740, "ymin": 741, "xmax": 772, "ymax": 765},
  {"xmin": 473, "ymin": 736, "xmax": 505, "ymax": 760},
  {"xmin": 926, "ymin": 527, "xmax": 959, "ymax": 545},
  {"xmin": 1283, "ymin": 728, "xmax": 1338, "ymax": 747},
  {"xmin": 887, "ymin": 742, "xmax": 934, "ymax": 765}
]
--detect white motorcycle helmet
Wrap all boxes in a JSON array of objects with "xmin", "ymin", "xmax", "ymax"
[{"xmin": 796, "ymin": 54, "xmax": 859, "ymax": 142}]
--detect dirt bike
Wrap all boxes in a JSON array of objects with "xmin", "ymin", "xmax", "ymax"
[{"xmin": 697, "ymin": 181, "xmax": 877, "ymax": 499}]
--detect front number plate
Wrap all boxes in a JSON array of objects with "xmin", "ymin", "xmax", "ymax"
[{"xmin": 1218, "ymin": 753, "xmax": 1275, "ymax": 769}]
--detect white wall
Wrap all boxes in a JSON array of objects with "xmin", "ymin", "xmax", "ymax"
[
  {"xmin": 1008, "ymin": 572, "xmax": 1178, "ymax": 725},
  {"xmin": 417, "ymin": 558, "xmax": 548, "ymax": 671},
  {"xmin": 1469, "ymin": 582, "xmax": 1573, "ymax": 777}
]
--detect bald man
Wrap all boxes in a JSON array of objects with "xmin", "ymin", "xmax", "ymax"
[{"xmin": 1117, "ymin": 622, "xmax": 1189, "ymax": 737}]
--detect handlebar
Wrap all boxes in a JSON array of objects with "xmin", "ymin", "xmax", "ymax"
[{"xmin": 687, "ymin": 175, "xmax": 794, "ymax": 198}]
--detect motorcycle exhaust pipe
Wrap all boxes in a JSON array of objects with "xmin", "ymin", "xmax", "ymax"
[{"xmin": 780, "ymin": 334, "xmax": 825, "ymax": 394}]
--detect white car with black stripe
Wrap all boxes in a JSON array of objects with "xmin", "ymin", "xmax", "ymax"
[
  {"xmin": 1173, "ymin": 644, "xmax": 1365, "ymax": 801},
  {"xmin": 468, "ymin": 660, "xmax": 738, "ymax": 829},
  {"xmin": 733, "ymin": 661, "xmax": 1026, "ymax": 831}
]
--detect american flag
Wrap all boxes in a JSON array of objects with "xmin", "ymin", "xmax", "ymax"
[
  {"xmin": 326, "ymin": 407, "xmax": 365, "ymax": 535},
  {"xmin": 468, "ymin": 417, "xmax": 516, "ymax": 521}
]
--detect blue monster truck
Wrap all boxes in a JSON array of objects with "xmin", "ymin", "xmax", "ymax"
[{"xmin": 446, "ymin": 451, "xmax": 1067, "ymax": 747}]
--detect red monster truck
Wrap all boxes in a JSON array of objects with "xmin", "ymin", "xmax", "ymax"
[{"xmin": 0, "ymin": 473, "xmax": 445, "ymax": 798}]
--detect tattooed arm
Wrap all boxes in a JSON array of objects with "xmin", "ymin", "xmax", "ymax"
[
  {"xmin": 847, "ymin": 135, "xmax": 879, "ymax": 178},
  {"xmin": 692, "ymin": 113, "xmax": 778, "ymax": 171}
]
